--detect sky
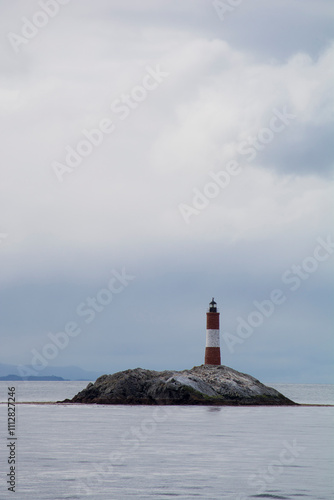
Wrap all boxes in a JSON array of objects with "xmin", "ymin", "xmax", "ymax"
[{"xmin": 0, "ymin": 0, "xmax": 333, "ymax": 383}]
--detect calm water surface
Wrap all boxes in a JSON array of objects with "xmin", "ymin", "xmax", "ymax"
[{"xmin": 0, "ymin": 382, "xmax": 333, "ymax": 499}]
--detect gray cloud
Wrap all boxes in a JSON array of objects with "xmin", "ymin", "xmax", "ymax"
[
  {"xmin": 0, "ymin": 0, "xmax": 333, "ymax": 383},
  {"xmin": 259, "ymin": 122, "xmax": 334, "ymax": 176}
]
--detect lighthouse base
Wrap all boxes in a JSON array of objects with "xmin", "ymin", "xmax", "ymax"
[{"xmin": 204, "ymin": 347, "xmax": 221, "ymax": 365}]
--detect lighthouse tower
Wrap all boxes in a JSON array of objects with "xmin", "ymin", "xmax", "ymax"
[{"xmin": 205, "ymin": 298, "xmax": 221, "ymax": 365}]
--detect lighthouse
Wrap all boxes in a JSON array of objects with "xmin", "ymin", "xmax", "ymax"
[{"xmin": 205, "ymin": 298, "xmax": 221, "ymax": 365}]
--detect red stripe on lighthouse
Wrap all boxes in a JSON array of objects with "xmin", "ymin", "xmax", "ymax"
[
  {"xmin": 207, "ymin": 313, "xmax": 219, "ymax": 330},
  {"xmin": 205, "ymin": 347, "xmax": 221, "ymax": 365}
]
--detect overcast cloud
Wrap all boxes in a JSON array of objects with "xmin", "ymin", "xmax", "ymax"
[{"xmin": 0, "ymin": 0, "xmax": 333, "ymax": 383}]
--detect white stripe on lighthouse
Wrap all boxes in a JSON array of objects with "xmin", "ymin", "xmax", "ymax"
[{"xmin": 206, "ymin": 329, "xmax": 220, "ymax": 348}]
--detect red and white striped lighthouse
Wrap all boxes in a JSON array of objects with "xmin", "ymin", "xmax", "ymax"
[{"xmin": 205, "ymin": 298, "xmax": 221, "ymax": 365}]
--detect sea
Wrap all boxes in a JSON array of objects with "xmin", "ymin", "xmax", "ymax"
[{"xmin": 0, "ymin": 382, "xmax": 333, "ymax": 500}]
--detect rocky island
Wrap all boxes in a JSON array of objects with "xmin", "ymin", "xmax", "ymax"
[{"xmin": 65, "ymin": 365, "xmax": 296, "ymax": 406}]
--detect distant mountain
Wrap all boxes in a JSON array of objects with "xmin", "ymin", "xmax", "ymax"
[
  {"xmin": 0, "ymin": 374, "xmax": 66, "ymax": 381},
  {"xmin": 0, "ymin": 363, "xmax": 101, "ymax": 381}
]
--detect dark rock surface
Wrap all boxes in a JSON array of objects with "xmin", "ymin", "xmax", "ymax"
[{"xmin": 64, "ymin": 365, "xmax": 297, "ymax": 405}]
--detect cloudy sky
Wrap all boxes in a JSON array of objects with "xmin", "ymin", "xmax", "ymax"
[{"xmin": 0, "ymin": 0, "xmax": 333, "ymax": 383}]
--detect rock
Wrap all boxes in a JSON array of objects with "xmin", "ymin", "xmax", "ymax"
[{"xmin": 66, "ymin": 365, "xmax": 297, "ymax": 405}]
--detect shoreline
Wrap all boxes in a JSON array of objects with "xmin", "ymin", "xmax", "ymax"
[{"xmin": 1, "ymin": 402, "xmax": 333, "ymax": 407}]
